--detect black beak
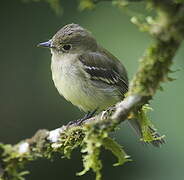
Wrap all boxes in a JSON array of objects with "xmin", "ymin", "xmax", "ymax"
[{"xmin": 37, "ymin": 40, "xmax": 52, "ymax": 48}]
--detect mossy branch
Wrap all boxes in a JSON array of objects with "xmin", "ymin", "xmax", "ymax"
[{"xmin": 1, "ymin": 0, "xmax": 184, "ymax": 180}]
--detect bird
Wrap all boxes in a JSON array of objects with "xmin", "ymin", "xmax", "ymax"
[{"xmin": 38, "ymin": 23, "xmax": 164, "ymax": 147}]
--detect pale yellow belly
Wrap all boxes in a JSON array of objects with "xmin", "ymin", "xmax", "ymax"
[{"xmin": 51, "ymin": 55, "xmax": 120, "ymax": 112}]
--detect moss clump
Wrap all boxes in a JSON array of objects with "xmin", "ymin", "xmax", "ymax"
[{"xmin": 78, "ymin": 122, "xmax": 130, "ymax": 180}]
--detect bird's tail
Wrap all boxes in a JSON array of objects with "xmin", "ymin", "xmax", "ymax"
[{"xmin": 127, "ymin": 118, "xmax": 165, "ymax": 147}]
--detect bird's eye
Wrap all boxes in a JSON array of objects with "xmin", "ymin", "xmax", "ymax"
[{"xmin": 62, "ymin": 44, "xmax": 72, "ymax": 51}]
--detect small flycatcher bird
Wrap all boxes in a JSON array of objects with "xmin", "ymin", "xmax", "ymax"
[{"xmin": 38, "ymin": 23, "xmax": 164, "ymax": 147}]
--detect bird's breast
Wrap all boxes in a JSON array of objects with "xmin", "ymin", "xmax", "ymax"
[
  {"xmin": 51, "ymin": 54, "xmax": 89, "ymax": 109},
  {"xmin": 50, "ymin": 53, "xmax": 121, "ymax": 112}
]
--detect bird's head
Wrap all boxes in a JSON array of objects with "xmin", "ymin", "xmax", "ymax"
[{"xmin": 38, "ymin": 23, "xmax": 98, "ymax": 54}]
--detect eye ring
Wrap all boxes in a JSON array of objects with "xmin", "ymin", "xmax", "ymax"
[{"xmin": 62, "ymin": 44, "xmax": 72, "ymax": 51}]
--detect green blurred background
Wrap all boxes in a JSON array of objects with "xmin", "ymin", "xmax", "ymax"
[{"xmin": 0, "ymin": 0, "xmax": 184, "ymax": 179}]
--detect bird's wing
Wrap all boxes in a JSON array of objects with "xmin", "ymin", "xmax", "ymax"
[{"xmin": 79, "ymin": 49, "xmax": 128, "ymax": 96}]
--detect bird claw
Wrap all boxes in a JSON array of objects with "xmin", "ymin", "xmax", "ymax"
[
  {"xmin": 66, "ymin": 117, "xmax": 86, "ymax": 128},
  {"xmin": 66, "ymin": 109, "xmax": 98, "ymax": 127}
]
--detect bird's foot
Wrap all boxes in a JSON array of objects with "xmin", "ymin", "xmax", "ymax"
[
  {"xmin": 66, "ymin": 109, "xmax": 98, "ymax": 127},
  {"xmin": 100, "ymin": 106, "xmax": 116, "ymax": 120}
]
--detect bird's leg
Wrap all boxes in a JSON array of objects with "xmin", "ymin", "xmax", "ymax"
[
  {"xmin": 67, "ymin": 109, "xmax": 98, "ymax": 127},
  {"xmin": 76, "ymin": 109, "xmax": 98, "ymax": 125},
  {"xmin": 85, "ymin": 109, "xmax": 98, "ymax": 119}
]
